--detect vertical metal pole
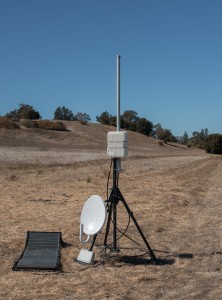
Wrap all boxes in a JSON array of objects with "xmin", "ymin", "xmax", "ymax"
[
  {"xmin": 116, "ymin": 54, "xmax": 121, "ymax": 174},
  {"xmin": 112, "ymin": 157, "xmax": 117, "ymax": 251},
  {"xmin": 116, "ymin": 55, "xmax": 120, "ymax": 132},
  {"xmin": 111, "ymin": 55, "xmax": 121, "ymax": 251}
]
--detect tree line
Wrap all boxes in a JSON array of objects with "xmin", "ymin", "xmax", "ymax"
[
  {"xmin": 3, "ymin": 104, "xmax": 177, "ymax": 142},
  {"xmin": 179, "ymin": 128, "xmax": 222, "ymax": 155},
  {"xmin": 96, "ymin": 110, "xmax": 177, "ymax": 142},
  {"xmin": 2, "ymin": 103, "xmax": 222, "ymax": 154},
  {"xmin": 4, "ymin": 104, "xmax": 91, "ymax": 125}
]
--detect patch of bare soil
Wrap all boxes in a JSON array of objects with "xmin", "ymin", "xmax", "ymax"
[{"xmin": 0, "ymin": 124, "xmax": 221, "ymax": 299}]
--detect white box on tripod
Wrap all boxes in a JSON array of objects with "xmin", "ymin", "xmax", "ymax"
[{"xmin": 107, "ymin": 131, "xmax": 128, "ymax": 158}]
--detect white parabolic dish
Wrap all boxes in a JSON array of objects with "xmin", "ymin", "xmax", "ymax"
[{"xmin": 80, "ymin": 195, "xmax": 106, "ymax": 236}]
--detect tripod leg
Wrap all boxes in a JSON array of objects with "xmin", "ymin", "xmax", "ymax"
[
  {"xmin": 104, "ymin": 202, "xmax": 112, "ymax": 246},
  {"xmin": 112, "ymin": 199, "xmax": 118, "ymax": 251},
  {"xmin": 89, "ymin": 234, "xmax": 97, "ymax": 251},
  {"xmin": 120, "ymin": 194, "xmax": 156, "ymax": 260}
]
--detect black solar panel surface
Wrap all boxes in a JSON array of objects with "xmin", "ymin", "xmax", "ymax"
[{"xmin": 13, "ymin": 231, "xmax": 62, "ymax": 271}]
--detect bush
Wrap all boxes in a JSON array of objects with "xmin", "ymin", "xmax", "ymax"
[
  {"xmin": 35, "ymin": 120, "xmax": 66, "ymax": 131},
  {"xmin": 0, "ymin": 117, "xmax": 19, "ymax": 129},
  {"xmin": 158, "ymin": 141, "xmax": 164, "ymax": 146},
  {"xmin": 20, "ymin": 119, "xmax": 37, "ymax": 128}
]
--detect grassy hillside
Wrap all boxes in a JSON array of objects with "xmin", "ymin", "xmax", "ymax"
[{"xmin": 0, "ymin": 120, "xmax": 203, "ymax": 157}]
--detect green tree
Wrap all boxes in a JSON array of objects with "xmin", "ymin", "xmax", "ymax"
[
  {"xmin": 6, "ymin": 109, "xmax": 18, "ymax": 120},
  {"xmin": 189, "ymin": 128, "xmax": 209, "ymax": 149},
  {"xmin": 96, "ymin": 110, "xmax": 153, "ymax": 136},
  {"xmin": 54, "ymin": 106, "xmax": 75, "ymax": 120},
  {"xmin": 181, "ymin": 131, "xmax": 189, "ymax": 144},
  {"xmin": 204, "ymin": 128, "xmax": 209, "ymax": 139},
  {"xmin": 6, "ymin": 103, "xmax": 41, "ymax": 120},
  {"xmin": 96, "ymin": 111, "xmax": 122, "ymax": 127},
  {"xmin": 153, "ymin": 123, "xmax": 177, "ymax": 142},
  {"xmin": 96, "ymin": 111, "xmax": 112, "ymax": 125},
  {"xmin": 122, "ymin": 110, "xmax": 139, "ymax": 131},
  {"xmin": 150, "ymin": 123, "xmax": 162, "ymax": 138},
  {"xmin": 109, "ymin": 115, "xmax": 117, "ymax": 127},
  {"xmin": 204, "ymin": 134, "xmax": 222, "ymax": 154},
  {"xmin": 136, "ymin": 117, "xmax": 153, "ymax": 136},
  {"xmin": 75, "ymin": 112, "xmax": 91, "ymax": 125}
]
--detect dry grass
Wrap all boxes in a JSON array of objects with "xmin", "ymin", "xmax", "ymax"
[
  {"xmin": 0, "ymin": 123, "xmax": 221, "ymax": 299},
  {"xmin": 35, "ymin": 120, "xmax": 67, "ymax": 131},
  {"xmin": 0, "ymin": 117, "xmax": 19, "ymax": 130},
  {"xmin": 21, "ymin": 119, "xmax": 67, "ymax": 131}
]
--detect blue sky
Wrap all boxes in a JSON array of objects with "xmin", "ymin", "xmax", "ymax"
[{"xmin": 0, "ymin": 0, "xmax": 222, "ymax": 137}]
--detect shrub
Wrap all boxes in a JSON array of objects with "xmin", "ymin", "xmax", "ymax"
[
  {"xmin": 0, "ymin": 117, "xmax": 19, "ymax": 129},
  {"xmin": 35, "ymin": 120, "xmax": 66, "ymax": 131},
  {"xmin": 20, "ymin": 119, "xmax": 37, "ymax": 128}
]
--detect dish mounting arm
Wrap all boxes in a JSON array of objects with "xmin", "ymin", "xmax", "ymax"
[{"xmin": 79, "ymin": 224, "xmax": 90, "ymax": 243}]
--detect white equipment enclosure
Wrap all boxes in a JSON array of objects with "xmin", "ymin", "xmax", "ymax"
[{"xmin": 107, "ymin": 131, "xmax": 128, "ymax": 158}]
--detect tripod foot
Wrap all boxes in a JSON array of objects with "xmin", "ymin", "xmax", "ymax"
[{"xmin": 110, "ymin": 247, "xmax": 120, "ymax": 253}]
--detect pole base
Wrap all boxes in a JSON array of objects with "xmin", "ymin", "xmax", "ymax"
[{"xmin": 110, "ymin": 247, "xmax": 120, "ymax": 253}]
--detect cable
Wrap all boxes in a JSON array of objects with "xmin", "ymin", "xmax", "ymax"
[
  {"xmin": 116, "ymin": 170, "xmax": 119, "ymax": 187},
  {"xmin": 115, "ymin": 225, "xmax": 141, "ymax": 247},
  {"xmin": 105, "ymin": 194, "xmax": 142, "ymax": 252},
  {"xmin": 98, "ymin": 215, "xmax": 130, "ymax": 256},
  {"xmin": 109, "ymin": 211, "xmax": 131, "ymax": 244},
  {"xmin": 110, "ymin": 200, "xmax": 142, "ymax": 247},
  {"xmin": 106, "ymin": 159, "xmax": 113, "ymax": 200},
  {"xmin": 97, "ymin": 216, "xmax": 130, "ymax": 261},
  {"xmin": 97, "ymin": 206, "xmax": 131, "ymax": 262}
]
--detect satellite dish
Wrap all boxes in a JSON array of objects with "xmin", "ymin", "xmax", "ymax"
[{"xmin": 80, "ymin": 195, "xmax": 106, "ymax": 243}]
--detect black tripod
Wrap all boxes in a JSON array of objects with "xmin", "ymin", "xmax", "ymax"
[{"xmin": 103, "ymin": 158, "xmax": 156, "ymax": 260}]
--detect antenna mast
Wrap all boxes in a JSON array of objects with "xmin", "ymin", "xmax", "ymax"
[
  {"xmin": 104, "ymin": 55, "xmax": 156, "ymax": 259},
  {"xmin": 116, "ymin": 55, "xmax": 121, "ymax": 132},
  {"xmin": 77, "ymin": 55, "xmax": 156, "ymax": 264}
]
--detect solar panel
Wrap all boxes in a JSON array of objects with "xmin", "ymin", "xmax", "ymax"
[{"xmin": 12, "ymin": 231, "xmax": 62, "ymax": 271}]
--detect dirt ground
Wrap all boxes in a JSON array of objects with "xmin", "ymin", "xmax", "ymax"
[{"xmin": 0, "ymin": 123, "xmax": 221, "ymax": 299}]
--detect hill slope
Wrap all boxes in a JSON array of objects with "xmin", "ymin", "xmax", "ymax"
[{"xmin": 0, "ymin": 121, "xmax": 205, "ymax": 166}]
